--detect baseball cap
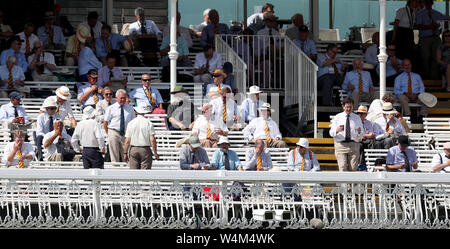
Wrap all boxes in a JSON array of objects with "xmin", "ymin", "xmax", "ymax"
[
  {"xmin": 398, "ymin": 135, "xmax": 410, "ymax": 147},
  {"xmin": 189, "ymin": 136, "xmax": 202, "ymax": 148},
  {"xmin": 9, "ymin": 91, "xmax": 22, "ymax": 99}
]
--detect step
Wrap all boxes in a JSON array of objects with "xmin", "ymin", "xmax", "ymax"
[
  {"xmin": 315, "ymin": 154, "xmax": 337, "ymax": 161},
  {"xmin": 429, "ymin": 108, "xmax": 450, "ymax": 115},
  {"xmin": 429, "ymin": 92, "xmax": 450, "ymax": 98},
  {"xmin": 283, "ymin": 137, "xmax": 335, "ymax": 145},
  {"xmin": 423, "ymin": 80, "xmax": 442, "ymax": 86},
  {"xmin": 318, "ymin": 122, "xmax": 331, "ymax": 129}
]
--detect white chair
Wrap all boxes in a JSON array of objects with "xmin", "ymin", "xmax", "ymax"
[
  {"xmin": 318, "ymin": 29, "xmax": 340, "ymax": 41},
  {"xmin": 360, "ymin": 28, "xmax": 379, "ymax": 43}
]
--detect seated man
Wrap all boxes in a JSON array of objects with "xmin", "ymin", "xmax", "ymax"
[
  {"xmin": 78, "ymin": 39, "xmax": 102, "ymax": 82},
  {"xmin": 200, "ymin": 9, "xmax": 230, "ymax": 47},
  {"xmin": 3, "ymin": 130, "xmax": 34, "ymax": 168},
  {"xmin": 78, "ymin": 11, "xmax": 102, "ymax": 40},
  {"xmin": 288, "ymin": 138, "xmax": 320, "ymax": 171},
  {"xmin": 194, "ymin": 45, "xmax": 222, "ymax": 83},
  {"xmin": 210, "ymin": 87, "xmax": 239, "ymax": 128},
  {"xmin": 95, "ymin": 24, "xmax": 128, "ymax": 64},
  {"xmin": 367, "ymin": 93, "xmax": 410, "ymax": 133},
  {"xmin": 0, "ymin": 36, "xmax": 28, "ymax": 73},
  {"xmin": 167, "ymin": 86, "xmax": 194, "ymax": 130},
  {"xmin": 28, "ymin": 41, "xmax": 58, "ymax": 82},
  {"xmin": 432, "ymin": 142, "xmax": 450, "ymax": 172},
  {"xmin": 65, "ymin": 25, "xmax": 90, "ymax": 66},
  {"xmin": 317, "ymin": 44, "xmax": 345, "ymax": 106},
  {"xmin": 394, "ymin": 58, "xmax": 427, "ymax": 122},
  {"xmin": 160, "ymin": 28, "xmax": 191, "ymax": 68},
  {"xmin": 37, "ymin": 11, "xmax": 66, "ymax": 50},
  {"xmin": 191, "ymin": 103, "xmax": 228, "ymax": 148},
  {"xmin": 162, "ymin": 11, "xmax": 193, "ymax": 48},
  {"xmin": 205, "ymin": 69, "xmax": 231, "ymax": 99},
  {"xmin": 285, "ymin": 13, "xmax": 304, "ymax": 40},
  {"xmin": 78, "ymin": 69, "xmax": 103, "ymax": 108},
  {"xmin": 0, "ymin": 56, "xmax": 27, "ymax": 97},
  {"xmin": 241, "ymin": 85, "xmax": 265, "ymax": 124},
  {"xmin": 43, "ymin": 118, "xmax": 79, "ymax": 162},
  {"xmin": 211, "ymin": 136, "xmax": 242, "ymax": 170},
  {"xmin": 17, "ymin": 22, "xmax": 39, "ymax": 58},
  {"xmin": 36, "ymin": 99, "xmax": 64, "ymax": 161},
  {"xmin": 293, "ymin": 25, "xmax": 317, "ymax": 62},
  {"xmin": 244, "ymin": 138, "xmax": 272, "ymax": 171},
  {"xmin": 128, "ymin": 7, "xmax": 162, "ymax": 36},
  {"xmin": 41, "ymin": 86, "xmax": 77, "ymax": 129},
  {"xmin": 373, "ymin": 103, "xmax": 406, "ymax": 149},
  {"xmin": 0, "ymin": 91, "xmax": 29, "ymax": 129},
  {"xmin": 194, "ymin": 9, "xmax": 210, "ymax": 37},
  {"xmin": 180, "ymin": 135, "xmax": 212, "ymax": 170},
  {"xmin": 97, "ymin": 55, "xmax": 127, "ymax": 89},
  {"xmin": 342, "ymin": 58, "xmax": 378, "ymax": 107},
  {"xmin": 95, "ymin": 86, "xmax": 116, "ymax": 124},
  {"xmin": 222, "ymin": 62, "xmax": 236, "ymax": 93},
  {"xmin": 128, "ymin": 74, "xmax": 165, "ymax": 114},
  {"xmin": 243, "ymin": 103, "xmax": 288, "ymax": 148},
  {"xmin": 376, "ymin": 44, "xmax": 402, "ymax": 87},
  {"xmin": 386, "ymin": 135, "xmax": 418, "ymax": 172}
]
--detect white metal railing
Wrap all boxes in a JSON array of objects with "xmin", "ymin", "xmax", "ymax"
[
  {"xmin": 1, "ymin": 169, "xmax": 450, "ymax": 228},
  {"xmin": 215, "ymin": 35, "xmax": 248, "ymax": 93}
]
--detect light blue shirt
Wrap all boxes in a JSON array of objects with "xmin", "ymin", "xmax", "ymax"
[
  {"xmin": 37, "ymin": 25, "xmax": 66, "ymax": 46},
  {"xmin": 393, "ymin": 72, "xmax": 425, "ymax": 97},
  {"xmin": 0, "ymin": 49, "xmax": 28, "ymax": 73},
  {"xmin": 342, "ymin": 70, "xmax": 373, "ymax": 93},
  {"xmin": 376, "ymin": 58, "xmax": 403, "ymax": 77},
  {"xmin": 0, "ymin": 65, "xmax": 25, "ymax": 89},
  {"xmin": 241, "ymin": 97, "xmax": 264, "ymax": 123},
  {"xmin": 78, "ymin": 47, "xmax": 102, "ymax": 75},
  {"xmin": 200, "ymin": 23, "xmax": 230, "ymax": 47},
  {"xmin": 0, "ymin": 102, "xmax": 28, "ymax": 123},
  {"xmin": 293, "ymin": 38, "xmax": 317, "ymax": 57},
  {"xmin": 211, "ymin": 149, "xmax": 242, "ymax": 170},
  {"xmin": 287, "ymin": 149, "xmax": 320, "ymax": 172},
  {"xmin": 36, "ymin": 112, "xmax": 63, "ymax": 137},
  {"xmin": 129, "ymin": 86, "xmax": 164, "ymax": 107},
  {"xmin": 160, "ymin": 36, "xmax": 189, "ymax": 61},
  {"xmin": 244, "ymin": 147, "xmax": 272, "ymax": 171},
  {"xmin": 386, "ymin": 145, "xmax": 418, "ymax": 172},
  {"xmin": 95, "ymin": 33, "xmax": 128, "ymax": 58},
  {"xmin": 415, "ymin": 8, "xmax": 449, "ymax": 38},
  {"xmin": 317, "ymin": 53, "xmax": 343, "ymax": 78},
  {"xmin": 77, "ymin": 83, "xmax": 104, "ymax": 106},
  {"xmin": 97, "ymin": 66, "xmax": 124, "ymax": 88},
  {"xmin": 104, "ymin": 102, "xmax": 136, "ymax": 131}
]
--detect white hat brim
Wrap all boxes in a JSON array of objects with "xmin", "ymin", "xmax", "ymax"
[{"xmin": 418, "ymin": 93, "xmax": 437, "ymax": 108}]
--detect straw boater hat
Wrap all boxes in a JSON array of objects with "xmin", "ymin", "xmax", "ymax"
[
  {"xmin": 56, "ymin": 86, "xmax": 71, "ymax": 100},
  {"xmin": 76, "ymin": 25, "xmax": 91, "ymax": 43},
  {"xmin": 418, "ymin": 92, "xmax": 437, "ymax": 108},
  {"xmin": 381, "ymin": 102, "xmax": 397, "ymax": 115},
  {"xmin": 355, "ymin": 105, "xmax": 368, "ymax": 114},
  {"xmin": 247, "ymin": 85, "xmax": 263, "ymax": 95}
]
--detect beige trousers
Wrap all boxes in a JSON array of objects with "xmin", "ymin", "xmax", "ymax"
[
  {"xmin": 128, "ymin": 146, "xmax": 153, "ymax": 169},
  {"xmin": 48, "ymin": 153, "xmax": 81, "ymax": 162},
  {"xmin": 108, "ymin": 129, "xmax": 125, "ymax": 162},
  {"xmin": 350, "ymin": 91, "xmax": 379, "ymax": 108},
  {"xmin": 334, "ymin": 141, "xmax": 360, "ymax": 172},
  {"xmin": 397, "ymin": 94, "xmax": 428, "ymax": 116}
]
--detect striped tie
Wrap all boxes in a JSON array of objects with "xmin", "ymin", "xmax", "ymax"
[
  {"xmin": 106, "ymin": 40, "xmax": 111, "ymax": 53},
  {"xmin": 48, "ymin": 28, "xmax": 54, "ymax": 46},
  {"xmin": 265, "ymin": 120, "xmax": 272, "ymax": 144},
  {"xmin": 93, "ymin": 93, "xmax": 98, "ymax": 104},
  {"xmin": 8, "ymin": 69, "xmax": 13, "ymax": 89},
  {"xmin": 392, "ymin": 59, "xmax": 400, "ymax": 73},
  {"xmin": 218, "ymin": 84, "xmax": 221, "ymax": 94},
  {"xmin": 358, "ymin": 71, "xmax": 363, "ymax": 95},
  {"xmin": 206, "ymin": 121, "xmax": 212, "ymax": 139},
  {"xmin": 300, "ymin": 156, "xmax": 305, "ymax": 171},
  {"xmin": 18, "ymin": 149, "xmax": 24, "ymax": 168},
  {"xmin": 146, "ymin": 87, "xmax": 155, "ymax": 105},
  {"xmin": 222, "ymin": 100, "xmax": 227, "ymax": 123},
  {"xmin": 25, "ymin": 36, "xmax": 30, "ymax": 55},
  {"xmin": 407, "ymin": 73, "xmax": 412, "ymax": 95},
  {"xmin": 56, "ymin": 103, "xmax": 61, "ymax": 114},
  {"xmin": 256, "ymin": 156, "xmax": 262, "ymax": 171}
]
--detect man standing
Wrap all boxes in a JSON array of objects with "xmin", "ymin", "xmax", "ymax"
[
  {"xmin": 292, "ymin": 25, "xmax": 317, "ymax": 62},
  {"xmin": 317, "ymin": 44, "xmax": 344, "ymax": 106},
  {"xmin": 342, "ymin": 58, "xmax": 378, "ymax": 107},
  {"xmin": 104, "ymin": 89, "xmax": 136, "ymax": 162},
  {"xmin": 329, "ymin": 97, "xmax": 364, "ymax": 172},
  {"xmin": 392, "ymin": 0, "xmax": 418, "ymax": 60},
  {"xmin": 200, "ymin": 9, "xmax": 230, "ymax": 47},
  {"xmin": 244, "ymin": 138, "xmax": 272, "ymax": 171},
  {"xmin": 129, "ymin": 74, "xmax": 165, "ymax": 114},
  {"xmin": 3, "ymin": 130, "xmax": 34, "ymax": 167},
  {"xmin": 78, "ymin": 69, "xmax": 103, "ymax": 108},
  {"xmin": 386, "ymin": 135, "xmax": 418, "ymax": 172},
  {"xmin": 180, "ymin": 135, "xmax": 211, "ymax": 170},
  {"xmin": 432, "ymin": 142, "xmax": 450, "ymax": 172},
  {"xmin": 95, "ymin": 86, "xmax": 116, "ymax": 124},
  {"xmin": 241, "ymin": 85, "xmax": 265, "ymax": 124},
  {"xmin": 123, "ymin": 103, "xmax": 159, "ymax": 170},
  {"xmin": 71, "ymin": 106, "xmax": 105, "ymax": 169},
  {"xmin": 128, "ymin": 7, "xmax": 162, "ymax": 36},
  {"xmin": 415, "ymin": 0, "xmax": 449, "ymax": 80},
  {"xmin": 28, "ymin": 41, "xmax": 59, "ymax": 82}
]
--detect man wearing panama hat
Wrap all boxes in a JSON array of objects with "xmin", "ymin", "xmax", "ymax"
[
  {"xmin": 211, "ymin": 136, "xmax": 242, "ymax": 170},
  {"xmin": 355, "ymin": 105, "xmax": 376, "ymax": 169},
  {"xmin": 372, "ymin": 102, "xmax": 406, "ymax": 149},
  {"xmin": 167, "ymin": 85, "xmax": 195, "ymax": 130},
  {"xmin": 41, "ymin": 86, "xmax": 77, "ymax": 129},
  {"xmin": 241, "ymin": 85, "xmax": 265, "ymax": 123}
]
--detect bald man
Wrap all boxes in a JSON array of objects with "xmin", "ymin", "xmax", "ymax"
[
  {"xmin": 285, "ymin": 13, "xmax": 305, "ymax": 40},
  {"xmin": 342, "ymin": 58, "xmax": 378, "ymax": 107}
]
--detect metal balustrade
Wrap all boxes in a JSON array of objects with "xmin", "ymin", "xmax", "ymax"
[{"xmin": 0, "ymin": 169, "xmax": 449, "ymax": 229}]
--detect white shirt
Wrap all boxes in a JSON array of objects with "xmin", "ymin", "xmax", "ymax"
[
  {"xmin": 40, "ymin": 96, "xmax": 74, "ymax": 121},
  {"xmin": 367, "ymin": 99, "xmax": 383, "ymax": 123},
  {"xmin": 373, "ymin": 115, "xmax": 406, "ymax": 140},
  {"xmin": 104, "ymin": 103, "xmax": 136, "ymax": 132},
  {"xmin": 71, "ymin": 118, "xmax": 105, "ymax": 152},
  {"xmin": 3, "ymin": 142, "xmax": 34, "ymax": 167},
  {"xmin": 163, "ymin": 26, "xmax": 193, "ymax": 48},
  {"xmin": 194, "ymin": 52, "xmax": 222, "ymax": 73},
  {"xmin": 0, "ymin": 102, "xmax": 28, "ymax": 123},
  {"xmin": 432, "ymin": 153, "xmax": 450, "ymax": 173},
  {"xmin": 78, "ymin": 21, "xmax": 103, "ymax": 39},
  {"xmin": 191, "ymin": 115, "xmax": 228, "ymax": 140},
  {"xmin": 329, "ymin": 112, "xmax": 364, "ymax": 142},
  {"xmin": 95, "ymin": 98, "xmax": 116, "ymax": 123},
  {"xmin": 27, "ymin": 52, "xmax": 56, "ymax": 76},
  {"xmin": 247, "ymin": 13, "xmax": 264, "ymax": 26},
  {"xmin": 125, "ymin": 115, "xmax": 155, "ymax": 146},
  {"xmin": 43, "ymin": 130, "xmax": 72, "ymax": 161},
  {"xmin": 128, "ymin": 20, "xmax": 161, "ymax": 35},
  {"xmin": 287, "ymin": 149, "xmax": 320, "ymax": 172},
  {"xmin": 210, "ymin": 97, "xmax": 238, "ymax": 125},
  {"xmin": 36, "ymin": 112, "xmax": 63, "ymax": 136},
  {"xmin": 243, "ymin": 116, "xmax": 282, "ymax": 141},
  {"xmin": 16, "ymin": 32, "xmax": 39, "ymax": 54},
  {"xmin": 395, "ymin": 6, "xmax": 416, "ymax": 29}
]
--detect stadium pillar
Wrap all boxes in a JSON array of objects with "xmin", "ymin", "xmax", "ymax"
[
  {"xmin": 378, "ymin": 0, "xmax": 388, "ymax": 99},
  {"xmin": 168, "ymin": 0, "xmax": 179, "ymax": 102},
  {"xmin": 310, "ymin": 0, "xmax": 319, "ymax": 42}
]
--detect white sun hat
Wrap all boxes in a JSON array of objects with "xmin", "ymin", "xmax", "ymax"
[{"xmin": 418, "ymin": 92, "xmax": 437, "ymax": 108}]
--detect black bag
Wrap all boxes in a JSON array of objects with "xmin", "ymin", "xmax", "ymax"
[
  {"xmin": 374, "ymin": 157, "xmax": 386, "ymax": 167},
  {"xmin": 55, "ymin": 138, "xmax": 76, "ymax": 161}
]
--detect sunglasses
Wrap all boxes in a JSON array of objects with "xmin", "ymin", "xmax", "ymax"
[
  {"xmin": 212, "ymin": 74, "xmax": 222, "ymax": 78},
  {"xmin": 104, "ymin": 93, "xmax": 113, "ymax": 96},
  {"xmin": 46, "ymin": 107, "xmax": 56, "ymax": 110},
  {"xmin": 142, "ymin": 79, "xmax": 151, "ymax": 82}
]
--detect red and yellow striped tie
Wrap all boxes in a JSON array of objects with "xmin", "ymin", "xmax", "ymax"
[
  {"xmin": 265, "ymin": 120, "xmax": 272, "ymax": 144},
  {"xmin": 218, "ymin": 84, "xmax": 221, "ymax": 94},
  {"xmin": 206, "ymin": 121, "xmax": 212, "ymax": 139},
  {"xmin": 17, "ymin": 149, "xmax": 24, "ymax": 168},
  {"xmin": 146, "ymin": 87, "xmax": 155, "ymax": 105},
  {"xmin": 56, "ymin": 103, "xmax": 60, "ymax": 114},
  {"xmin": 106, "ymin": 40, "xmax": 111, "ymax": 53},
  {"xmin": 256, "ymin": 156, "xmax": 262, "ymax": 171},
  {"xmin": 93, "ymin": 93, "xmax": 98, "ymax": 104},
  {"xmin": 300, "ymin": 157, "xmax": 305, "ymax": 171},
  {"xmin": 222, "ymin": 101, "xmax": 227, "ymax": 123},
  {"xmin": 358, "ymin": 71, "xmax": 363, "ymax": 95},
  {"xmin": 408, "ymin": 73, "xmax": 412, "ymax": 95},
  {"xmin": 25, "ymin": 36, "xmax": 30, "ymax": 55},
  {"xmin": 8, "ymin": 69, "xmax": 13, "ymax": 90}
]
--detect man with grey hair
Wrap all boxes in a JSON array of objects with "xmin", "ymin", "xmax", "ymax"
[
  {"xmin": 0, "ymin": 56, "xmax": 26, "ymax": 97},
  {"xmin": 128, "ymin": 7, "xmax": 162, "ymax": 36},
  {"xmin": 104, "ymin": 89, "xmax": 136, "ymax": 162},
  {"xmin": 195, "ymin": 9, "xmax": 211, "ymax": 36},
  {"xmin": 28, "ymin": 41, "xmax": 58, "ymax": 82},
  {"xmin": 95, "ymin": 86, "xmax": 116, "ymax": 124},
  {"xmin": 285, "ymin": 13, "xmax": 305, "ymax": 40}
]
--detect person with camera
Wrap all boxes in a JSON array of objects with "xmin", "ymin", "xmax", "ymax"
[
  {"xmin": 43, "ymin": 118, "xmax": 80, "ymax": 162},
  {"xmin": 373, "ymin": 103, "xmax": 407, "ymax": 149},
  {"xmin": 3, "ymin": 130, "xmax": 34, "ymax": 168},
  {"xmin": 28, "ymin": 41, "xmax": 58, "ymax": 82}
]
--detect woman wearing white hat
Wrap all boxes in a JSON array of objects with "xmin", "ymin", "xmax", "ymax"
[
  {"xmin": 372, "ymin": 102, "xmax": 406, "ymax": 149},
  {"xmin": 211, "ymin": 136, "xmax": 242, "ymax": 170},
  {"xmin": 40, "ymin": 86, "xmax": 77, "ymax": 129},
  {"xmin": 241, "ymin": 85, "xmax": 265, "ymax": 123},
  {"xmin": 287, "ymin": 138, "xmax": 320, "ymax": 172}
]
